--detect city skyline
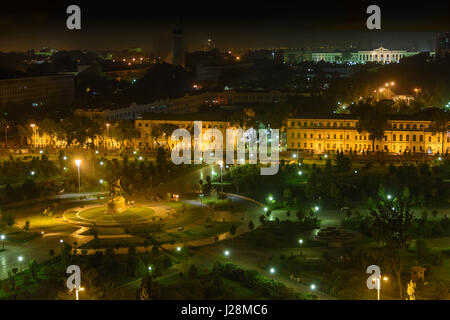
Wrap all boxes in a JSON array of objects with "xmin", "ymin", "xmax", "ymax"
[{"xmin": 1, "ymin": 2, "xmax": 449, "ymax": 52}]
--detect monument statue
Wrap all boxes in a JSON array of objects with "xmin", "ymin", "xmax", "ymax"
[
  {"xmin": 107, "ymin": 177, "xmax": 126, "ymax": 213},
  {"xmin": 110, "ymin": 177, "xmax": 123, "ymax": 198}
]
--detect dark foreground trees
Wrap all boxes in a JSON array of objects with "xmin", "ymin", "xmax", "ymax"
[{"xmin": 369, "ymin": 194, "xmax": 414, "ymax": 299}]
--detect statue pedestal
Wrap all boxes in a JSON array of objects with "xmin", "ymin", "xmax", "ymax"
[{"xmin": 107, "ymin": 196, "xmax": 126, "ymax": 213}]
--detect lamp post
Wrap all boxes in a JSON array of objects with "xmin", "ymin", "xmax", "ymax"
[
  {"xmin": 75, "ymin": 159, "xmax": 81, "ymax": 193},
  {"xmin": 1, "ymin": 234, "xmax": 5, "ymax": 249},
  {"xmin": 384, "ymin": 81, "xmax": 395, "ymax": 100},
  {"xmin": 5, "ymin": 125, "xmax": 9, "ymax": 147},
  {"xmin": 218, "ymin": 161, "xmax": 223, "ymax": 193},
  {"xmin": 30, "ymin": 124, "xmax": 36, "ymax": 148},
  {"xmin": 18, "ymin": 256, "xmax": 23, "ymax": 272},
  {"xmin": 106, "ymin": 123, "xmax": 110, "ymax": 150},
  {"xmin": 298, "ymin": 239, "xmax": 303, "ymax": 256},
  {"xmin": 373, "ymin": 275, "xmax": 388, "ymax": 300},
  {"xmin": 75, "ymin": 287, "xmax": 84, "ymax": 300},
  {"xmin": 269, "ymin": 267, "xmax": 275, "ymax": 280}
]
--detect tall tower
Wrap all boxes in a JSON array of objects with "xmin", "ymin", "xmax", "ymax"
[{"xmin": 170, "ymin": 17, "xmax": 185, "ymax": 67}]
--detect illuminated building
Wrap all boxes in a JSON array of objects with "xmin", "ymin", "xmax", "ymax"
[{"xmin": 287, "ymin": 115, "xmax": 449, "ymax": 155}]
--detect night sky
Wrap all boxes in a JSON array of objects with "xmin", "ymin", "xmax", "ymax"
[{"xmin": 1, "ymin": 1, "xmax": 449, "ymax": 52}]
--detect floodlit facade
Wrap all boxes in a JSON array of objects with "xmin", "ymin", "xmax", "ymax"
[
  {"xmin": 284, "ymin": 47, "xmax": 423, "ymax": 64},
  {"xmin": 287, "ymin": 116, "xmax": 450, "ymax": 155},
  {"xmin": 135, "ymin": 113, "xmax": 231, "ymax": 151}
]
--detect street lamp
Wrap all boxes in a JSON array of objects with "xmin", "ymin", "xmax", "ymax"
[
  {"xmin": 30, "ymin": 124, "xmax": 36, "ymax": 147},
  {"xmin": 310, "ymin": 284, "xmax": 316, "ymax": 290},
  {"xmin": 1, "ymin": 234, "xmax": 5, "ymax": 249},
  {"xmin": 218, "ymin": 161, "xmax": 223, "ymax": 193},
  {"xmin": 75, "ymin": 159, "xmax": 81, "ymax": 193},
  {"xmin": 373, "ymin": 275, "xmax": 388, "ymax": 300},
  {"xmin": 18, "ymin": 256, "xmax": 23, "ymax": 271},
  {"xmin": 269, "ymin": 267, "xmax": 275, "ymax": 279},
  {"xmin": 4, "ymin": 124, "xmax": 9, "ymax": 147},
  {"xmin": 298, "ymin": 239, "xmax": 303, "ymax": 256},
  {"xmin": 105, "ymin": 123, "xmax": 111, "ymax": 151},
  {"xmin": 224, "ymin": 250, "xmax": 230, "ymax": 257},
  {"xmin": 75, "ymin": 287, "xmax": 84, "ymax": 300}
]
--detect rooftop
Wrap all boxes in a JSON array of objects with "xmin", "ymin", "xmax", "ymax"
[{"xmin": 138, "ymin": 110, "xmax": 233, "ymax": 122}]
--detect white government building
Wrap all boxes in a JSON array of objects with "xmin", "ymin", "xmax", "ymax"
[{"xmin": 286, "ymin": 47, "xmax": 432, "ymax": 64}]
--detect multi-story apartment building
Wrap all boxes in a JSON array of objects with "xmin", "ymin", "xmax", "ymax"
[
  {"xmin": 0, "ymin": 74, "xmax": 75, "ymax": 109},
  {"xmin": 286, "ymin": 115, "xmax": 449, "ymax": 155}
]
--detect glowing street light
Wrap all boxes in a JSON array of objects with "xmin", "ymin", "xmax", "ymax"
[
  {"xmin": 1, "ymin": 234, "xmax": 5, "ymax": 249},
  {"xmin": 18, "ymin": 256, "xmax": 23, "ymax": 271},
  {"xmin": 72, "ymin": 286, "xmax": 84, "ymax": 300},
  {"xmin": 75, "ymin": 159, "xmax": 81, "ymax": 193},
  {"xmin": 387, "ymin": 194, "xmax": 392, "ymax": 200},
  {"xmin": 314, "ymin": 206, "xmax": 319, "ymax": 212},
  {"xmin": 224, "ymin": 250, "xmax": 230, "ymax": 257},
  {"xmin": 269, "ymin": 267, "xmax": 276, "ymax": 280},
  {"xmin": 30, "ymin": 170, "xmax": 35, "ymax": 176},
  {"xmin": 218, "ymin": 161, "xmax": 224, "ymax": 193},
  {"xmin": 264, "ymin": 207, "xmax": 268, "ymax": 212},
  {"xmin": 298, "ymin": 170, "xmax": 303, "ymax": 175},
  {"xmin": 176, "ymin": 246, "xmax": 181, "ymax": 252},
  {"xmin": 373, "ymin": 275, "xmax": 388, "ymax": 300},
  {"xmin": 310, "ymin": 284, "xmax": 316, "ymax": 290}
]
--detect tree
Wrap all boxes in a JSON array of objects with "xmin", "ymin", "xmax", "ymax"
[
  {"xmin": 61, "ymin": 115, "xmax": 101, "ymax": 148},
  {"xmin": 430, "ymin": 110, "xmax": 449, "ymax": 154},
  {"xmin": 189, "ymin": 264, "xmax": 198, "ymax": 278},
  {"xmin": 137, "ymin": 274, "xmax": 160, "ymax": 300},
  {"xmin": 355, "ymin": 103, "xmax": 389, "ymax": 152},
  {"xmin": 248, "ymin": 220, "xmax": 255, "ymax": 230},
  {"xmin": 29, "ymin": 260, "xmax": 38, "ymax": 281},
  {"xmin": 283, "ymin": 188, "xmax": 292, "ymax": 205},
  {"xmin": 369, "ymin": 195, "xmax": 414, "ymax": 299},
  {"xmin": 38, "ymin": 118, "xmax": 63, "ymax": 147}
]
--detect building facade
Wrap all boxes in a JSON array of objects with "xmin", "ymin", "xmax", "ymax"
[
  {"xmin": 436, "ymin": 32, "xmax": 450, "ymax": 59},
  {"xmin": 0, "ymin": 74, "xmax": 75, "ymax": 109},
  {"xmin": 105, "ymin": 90, "xmax": 299, "ymax": 120},
  {"xmin": 286, "ymin": 115, "xmax": 449, "ymax": 155},
  {"xmin": 284, "ymin": 47, "xmax": 423, "ymax": 64},
  {"xmin": 135, "ymin": 113, "xmax": 231, "ymax": 151}
]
